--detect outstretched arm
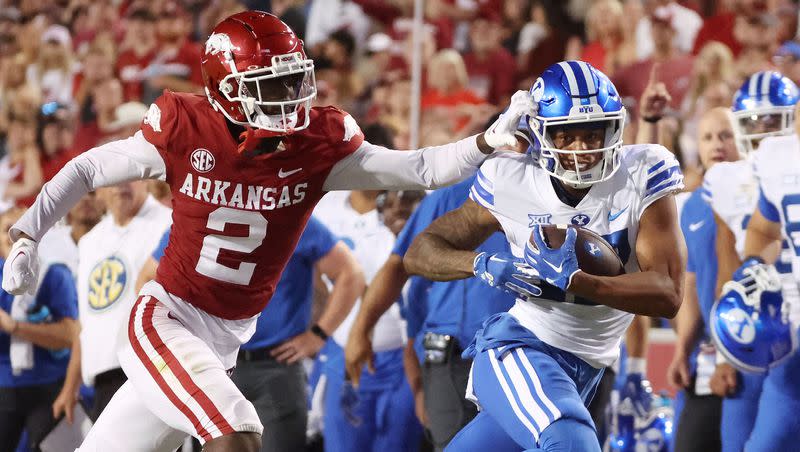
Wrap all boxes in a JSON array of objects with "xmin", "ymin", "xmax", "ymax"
[
  {"xmin": 404, "ymin": 199, "xmax": 502, "ymax": 280},
  {"xmin": 323, "ymin": 136, "xmax": 492, "ymax": 191},
  {"xmin": 324, "ymin": 90, "xmax": 534, "ymax": 191},
  {"xmin": 11, "ymin": 131, "xmax": 166, "ymax": 241},
  {"xmin": 569, "ymin": 196, "xmax": 685, "ymax": 318}
]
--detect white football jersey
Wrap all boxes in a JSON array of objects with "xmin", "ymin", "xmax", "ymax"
[
  {"xmin": 78, "ymin": 196, "xmax": 172, "ymax": 384},
  {"xmin": 470, "ymin": 144, "xmax": 683, "ymax": 367},
  {"xmin": 752, "ymin": 134, "xmax": 800, "ymax": 324},
  {"xmin": 314, "ymin": 191, "xmax": 406, "ymax": 352},
  {"xmin": 702, "ymin": 159, "xmax": 757, "ymax": 258}
]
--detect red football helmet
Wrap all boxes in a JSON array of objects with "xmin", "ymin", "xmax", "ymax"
[{"xmin": 201, "ymin": 11, "xmax": 316, "ymax": 134}]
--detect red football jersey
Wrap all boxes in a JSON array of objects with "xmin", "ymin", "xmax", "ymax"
[{"xmin": 141, "ymin": 91, "xmax": 364, "ymax": 320}]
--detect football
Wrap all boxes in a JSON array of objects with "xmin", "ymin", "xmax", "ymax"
[{"xmin": 529, "ymin": 225, "xmax": 625, "ymax": 277}]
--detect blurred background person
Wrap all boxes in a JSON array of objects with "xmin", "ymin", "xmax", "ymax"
[{"xmin": 0, "ymin": 207, "xmax": 78, "ymax": 452}]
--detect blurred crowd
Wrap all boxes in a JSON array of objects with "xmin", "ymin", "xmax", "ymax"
[
  {"xmin": 0, "ymin": 0, "xmax": 798, "ymax": 211},
  {"xmin": 1, "ymin": 0, "xmax": 800, "ymax": 451}
]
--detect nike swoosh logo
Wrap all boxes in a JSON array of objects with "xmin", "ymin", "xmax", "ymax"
[
  {"xmin": 278, "ymin": 168, "xmax": 302, "ymax": 178},
  {"xmin": 608, "ymin": 206, "xmax": 629, "ymax": 222},
  {"xmin": 543, "ymin": 259, "xmax": 563, "ymax": 273},
  {"xmin": 689, "ymin": 221, "xmax": 705, "ymax": 232}
]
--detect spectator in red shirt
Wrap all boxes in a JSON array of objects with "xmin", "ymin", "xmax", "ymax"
[
  {"xmin": 73, "ymin": 77, "xmax": 123, "ymax": 154},
  {"xmin": 422, "ymin": 49, "xmax": 491, "ymax": 138},
  {"xmin": 569, "ymin": 0, "xmax": 637, "ymax": 77},
  {"xmin": 422, "ymin": 49, "xmax": 485, "ymax": 110},
  {"xmin": 116, "ymin": 9, "xmax": 158, "ymax": 102},
  {"xmin": 35, "ymin": 102, "xmax": 74, "ymax": 183},
  {"xmin": 141, "ymin": 0, "xmax": 203, "ymax": 104},
  {"xmin": 462, "ymin": 16, "xmax": 516, "ymax": 105},
  {"xmin": 614, "ymin": 7, "xmax": 694, "ymax": 121},
  {"xmin": 691, "ymin": 0, "xmax": 774, "ymax": 57}
]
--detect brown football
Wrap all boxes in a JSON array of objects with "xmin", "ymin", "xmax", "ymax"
[{"xmin": 528, "ymin": 224, "xmax": 625, "ymax": 277}]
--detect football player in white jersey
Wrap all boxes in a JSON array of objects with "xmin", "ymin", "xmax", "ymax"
[
  {"xmin": 718, "ymin": 117, "xmax": 800, "ymax": 450},
  {"xmin": 700, "ymin": 71, "xmax": 800, "ymax": 452},
  {"xmin": 403, "ymin": 61, "xmax": 684, "ymax": 451}
]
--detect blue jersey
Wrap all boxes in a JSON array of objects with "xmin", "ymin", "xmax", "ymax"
[
  {"xmin": 681, "ymin": 188, "xmax": 718, "ymax": 332},
  {"xmin": 392, "ymin": 176, "xmax": 515, "ymax": 349},
  {"xmin": 0, "ymin": 263, "xmax": 77, "ymax": 387},
  {"xmin": 243, "ymin": 217, "xmax": 337, "ymax": 349}
]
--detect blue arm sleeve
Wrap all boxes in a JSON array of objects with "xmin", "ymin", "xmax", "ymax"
[
  {"xmin": 758, "ymin": 187, "xmax": 781, "ymax": 222},
  {"xmin": 152, "ymin": 227, "xmax": 171, "ymax": 262},
  {"xmin": 37, "ymin": 264, "xmax": 78, "ymax": 320},
  {"xmin": 303, "ymin": 217, "xmax": 338, "ymax": 262}
]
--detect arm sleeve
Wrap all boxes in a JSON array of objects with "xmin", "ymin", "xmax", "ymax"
[
  {"xmin": 468, "ymin": 160, "xmax": 497, "ymax": 211},
  {"xmin": 37, "ymin": 264, "xmax": 78, "ymax": 321},
  {"xmin": 152, "ymin": 227, "xmax": 172, "ymax": 262},
  {"xmin": 323, "ymin": 136, "xmax": 488, "ymax": 191},
  {"xmin": 636, "ymin": 145, "xmax": 684, "ymax": 220},
  {"xmin": 11, "ymin": 131, "xmax": 166, "ymax": 241}
]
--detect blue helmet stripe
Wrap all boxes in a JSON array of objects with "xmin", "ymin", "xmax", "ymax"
[
  {"xmin": 761, "ymin": 71, "xmax": 773, "ymax": 95},
  {"xmin": 557, "ymin": 62, "xmax": 581, "ymax": 106},
  {"xmin": 575, "ymin": 61, "xmax": 599, "ymax": 104},
  {"xmin": 567, "ymin": 61, "xmax": 590, "ymax": 97},
  {"xmin": 749, "ymin": 72, "xmax": 760, "ymax": 96}
]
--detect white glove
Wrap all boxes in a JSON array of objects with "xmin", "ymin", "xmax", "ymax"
[
  {"xmin": 483, "ymin": 90, "xmax": 537, "ymax": 149},
  {"xmin": 2, "ymin": 238, "xmax": 39, "ymax": 295}
]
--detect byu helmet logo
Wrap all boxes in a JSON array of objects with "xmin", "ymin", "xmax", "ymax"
[
  {"xmin": 722, "ymin": 308, "xmax": 757, "ymax": 344},
  {"xmin": 531, "ymin": 77, "xmax": 545, "ymax": 102}
]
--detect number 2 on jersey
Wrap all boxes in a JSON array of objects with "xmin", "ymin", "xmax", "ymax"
[{"xmin": 196, "ymin": 207, "xmax": 267, "ymax": 285}]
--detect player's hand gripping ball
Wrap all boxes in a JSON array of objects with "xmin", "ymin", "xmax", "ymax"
[{"xmin": 525, "ymin": 225, "xmax": 624, "ymax": 291}]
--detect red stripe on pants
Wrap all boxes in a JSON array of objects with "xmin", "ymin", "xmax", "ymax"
[
  {"xmin": 128, "ymin": 296, "xmax": 212, "ymax": 441},
  {"xmin": 140, "ymin": 297, "xmax": 236, "ymax": 437}
]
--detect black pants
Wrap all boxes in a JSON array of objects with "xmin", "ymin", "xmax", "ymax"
[
  {"xmin": 587, "ymin": 367, "xmax": 615, "ymax": 440},
  {"xmin": 421, "ymin": 345, "xmax": 478, "ymax": 452},
  {"xmin": 675, "ymin": 386, "xmax": 722, "ymax": 452},
  {"xmin": 231, "ymin": 356, "xmax": 307, "ymax": 452},
  {"xmin": 0, "ymin": 379, "xmax": 63, "ymax": 452},
  {"xmin": 90, "ymin": 367, "xmax": 127, "ymax": 422}
]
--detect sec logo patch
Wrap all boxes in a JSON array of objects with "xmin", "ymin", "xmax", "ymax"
[
  {"xmin": 191, "ymin": 148, "xmax": 215, "ymax": 173},
  {"xmin": 88, "ymin": 256, "xmax": 127, "ymax": 310}
]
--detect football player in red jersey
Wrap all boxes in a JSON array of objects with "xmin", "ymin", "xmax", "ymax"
[{"xmin": 1, "ymin": 11, "xmax": 533, "ymax": 452}]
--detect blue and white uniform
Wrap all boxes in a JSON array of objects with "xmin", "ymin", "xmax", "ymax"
[
  {"xmin": 449, "ymin": 144, "xmax": 682, "ymax": 451},
  {"xmin": 313, "ymin": 191, "xmax": 422, "ymax": 452},
  {"xmin": 736, "ymin": 134, "xmax": 800, "ymax": 452},
  {"xmin": 702, "ymin": 148, "xmax": 800, "ymax": 452}
]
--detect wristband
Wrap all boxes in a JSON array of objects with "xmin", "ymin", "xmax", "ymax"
[
  {"xmin": 642, "ymin": 115, "xmax": 662, "ymax": 123},
  {"xmin": 310, "ymin": 324, "xmax": 329, "ymax": 341},
  {"xmin": 742, "ymin": 256, "xmax": 766, "ymax": 265},
  {"xmin": 626, "ymin": 357, "xmax": 647, "ymax": 375}
]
